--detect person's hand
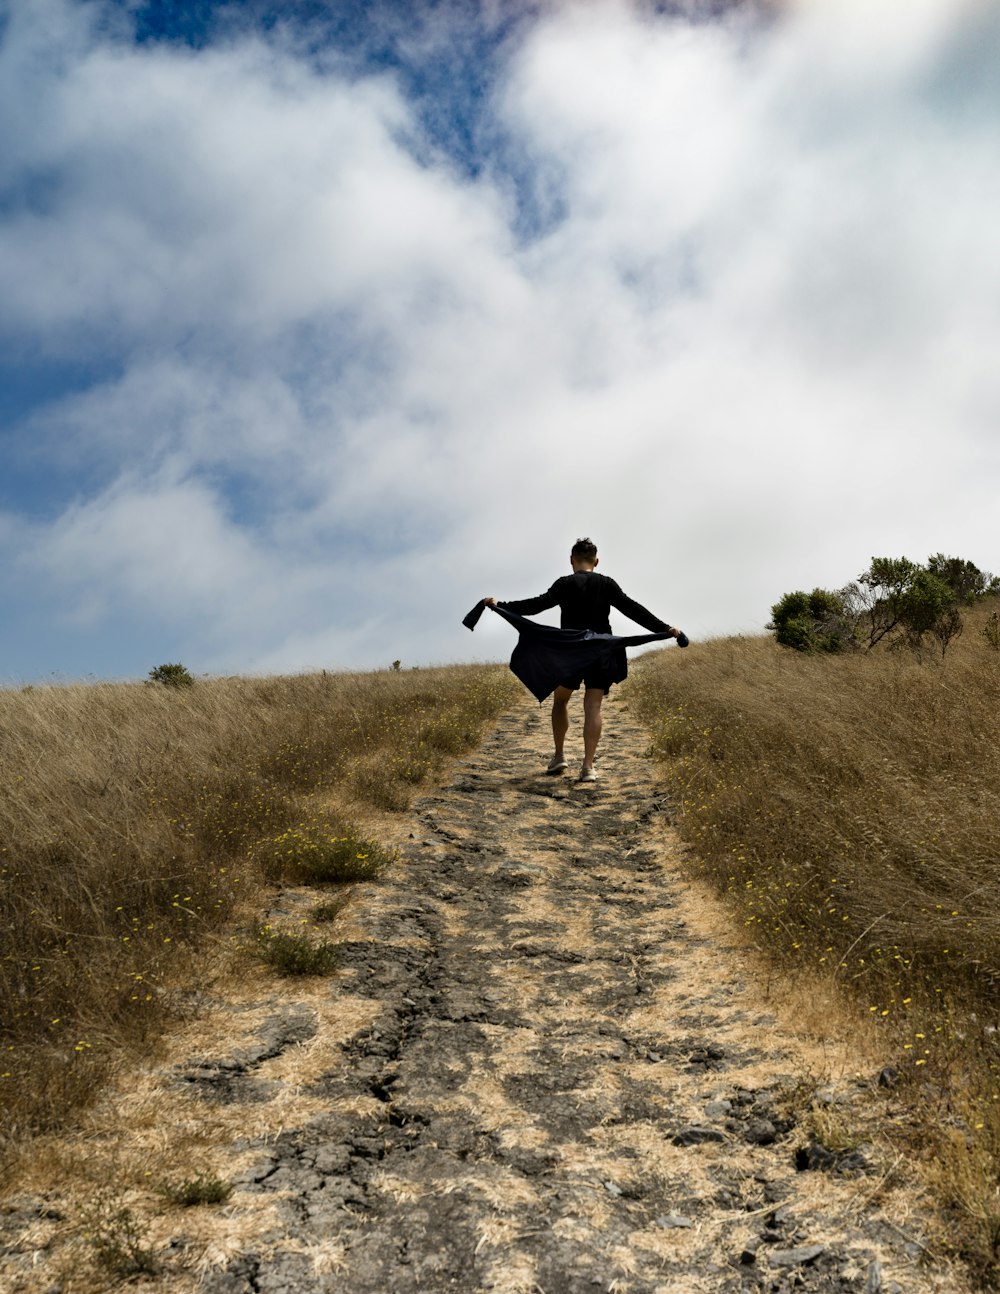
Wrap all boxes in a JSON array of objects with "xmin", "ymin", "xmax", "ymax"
[{"xmin": 483, "ymin": 596, "xmax": 497, "ymax": 607}]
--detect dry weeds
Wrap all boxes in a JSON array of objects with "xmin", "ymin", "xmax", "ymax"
[
  {"xmin": 0, "ymin": 663, "xmax": 519, "ymax": 1156},
  {"xmin": 625, "ymin": 597, "xmax": 1000, "ymax": 1282}
]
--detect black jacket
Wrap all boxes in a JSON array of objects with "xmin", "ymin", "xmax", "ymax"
[{"xmin": 462, "ymin": 589, "xmax": 675, "ymax": 703}]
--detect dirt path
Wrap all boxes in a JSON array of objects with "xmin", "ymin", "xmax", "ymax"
[{"xmin": 2, "ymin": 696, "xmax": 967, "ymax": 1293}]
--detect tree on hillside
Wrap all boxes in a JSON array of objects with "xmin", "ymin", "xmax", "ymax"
[
  {"xmin": 925, "ymin": 553, "xmax": 1000, "ymax": 603},
  {"xmin": 840, "ymin": 556, "xmax": 928, "ymax": 651},
  {"xmin": 770, "ymin": 554, "xmax": 997, "ymax": 657}
]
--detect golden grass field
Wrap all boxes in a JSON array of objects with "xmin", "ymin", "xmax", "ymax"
[
  {"xmin": 4, "ymin": 606, "xmax": 1000, "ymax": 1281},
  {"xmin": 625, "ymin": 596, "xmax": 1000, "ymax": 1279},
  {"xmin": 0, "ymin": 664, "xmax": 519, "ymax": 1157}
]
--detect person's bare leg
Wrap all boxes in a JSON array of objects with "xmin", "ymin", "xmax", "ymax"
[
  {"xmin": 582, "ymin": 688, "xmax": 604, "ymax": 772},
  {"xmin": 549, "ymin": 686, "xmax": 573, "ymax": 769}
]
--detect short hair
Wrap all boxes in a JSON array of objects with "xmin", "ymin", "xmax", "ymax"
[{"xmin": 571, "ymin": 537, "xmax": 598, "ymax": 563}]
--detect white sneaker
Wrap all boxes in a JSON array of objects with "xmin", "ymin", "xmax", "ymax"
[
  {"xmin": 578, "ymin": 765, "xmax": 598, "ymax": 783},
  {"xmin": 547, "ymin": 753, "xmax": 568, "ymax": 774}
]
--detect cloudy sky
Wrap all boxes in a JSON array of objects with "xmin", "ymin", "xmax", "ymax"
[{"xmin": 1, "ymin": 0, "xmax": 998, "ymax": 682}]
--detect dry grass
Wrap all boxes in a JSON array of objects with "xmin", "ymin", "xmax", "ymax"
[
  {"xmin": 0, "ymin": 663, "xmax": 518, "ymax": 1157},
  {"xmin": 625, "ymin": 597, "xmax": 1000, "ymax": 1283}
]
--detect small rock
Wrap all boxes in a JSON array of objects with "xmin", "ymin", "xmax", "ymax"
[
  {"xmin": 671, "ymin": 1126, "xmax": 727, "ymax": 1146},
  {"xmin": 878, "ymin": 1066, "xmax": 900, "ymax": 1089},
  {"xmin": 867, "ymin": 1258, "xmax": 883, "ymax": 1292},
  {"xmin": 795, "ymin": 1142, "xmax": 833, "ymax": 1171},
  {"xmin": 794, "ymin": 1140, "xmax": 868, "ymax": 1175},
  {"xmin": 705, "ymin": 1099, "xmax": 732, "ymax": 1119},
  {"xmin": 603, "ymin": 1181, "xmax": 623, "ymax": 1197},
  {"xmin": 768, "ymin": 1244, "xmax": 825, "ymax": 1268},
  {"xmin": 348, "ymin": 1136, "xmax": 383, "ymax": 1158},
  {"xmin": 654, "ymin": 1212, "xmax": 694, "ymax": 1229},
  {"xmin": 745, "ymin": 1117, "xmax": 777, "ymax": 1146},
  {"xmin": 314, "ymin": 1144, "xmax": 351, "ymax": 1175},
  {"xmin": 740, "ymin": 1240, "xmax": 760, "ymax": 1265}
]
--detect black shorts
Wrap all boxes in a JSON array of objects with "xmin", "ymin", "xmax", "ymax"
[{"xmin": 557, "ymin": 661, "xmax": 616, "ymax": 695}]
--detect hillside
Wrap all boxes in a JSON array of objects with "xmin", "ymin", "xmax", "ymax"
[
  {"xmin": 626, "ymin": 597, "xmax": 1000, "ymax": 1281},
  {"xmin": 0, "ymin": 664, "xmax": 519, "ymax": 1152},
  {"xmin": 2, "ymin": 605, "xmax": 1000, "ymax": 1286},
  {"xmin": 0, "ymin": 695, "xmax": 967, "ymax": 1293}
]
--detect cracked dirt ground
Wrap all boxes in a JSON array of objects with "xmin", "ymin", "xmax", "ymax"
[{"xmin": 1, "ymin": 695, "xmax": 969, "ymax": 1293}]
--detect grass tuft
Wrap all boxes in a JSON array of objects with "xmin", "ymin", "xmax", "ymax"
[
  {"xmin": 78, "ymin": 1188, "xmax": 157, "ymax": 1279},
  {"xmin": 161, "ymin": 1172, "xmax": 233, "ymax": 1207},
  {"xmin": 253, "ymin": 822, "xmax": 392, "ymax": 885},
  {"xmin": 311, "ymin": 895, "xmax": 351, "ymax": 924},
  {"xmin": 253, "ymin": 925, "xmax": 341, "ymax": 977}
]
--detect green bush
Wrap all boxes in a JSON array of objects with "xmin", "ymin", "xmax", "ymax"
[
  {"xmin": 768, "ymin": 588, "xmax": 849, "ymax": 653},
  {"xmin": 147, "ymin": 662, "xmax": 194, "ymax": 688},
  {"xmin": 772, "ymin": 555, "xmax": 997, "ymax": 656},
  {"xmin": 253, "ymin": 822, "xmax": 391, "ymax": 885},
  {"xmin": 253, "ymin": 926, "xmax": 341, "ymax": 976}
]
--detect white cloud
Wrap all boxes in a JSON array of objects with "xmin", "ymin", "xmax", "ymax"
[{"xmin": 2, "ymin": 0, "xmax": 999, "ymax": 679}]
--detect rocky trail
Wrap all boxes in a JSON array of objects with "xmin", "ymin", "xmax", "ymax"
[{"xmin": 2, "ymin": 696, "xmax": 966, "ymax": 1293}]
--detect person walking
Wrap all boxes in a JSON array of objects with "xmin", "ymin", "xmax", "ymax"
[{"xmin": 482, "ymin": 538, "xmax": 685, "ymax": 783}]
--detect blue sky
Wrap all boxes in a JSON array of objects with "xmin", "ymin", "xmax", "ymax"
[{"xmin": 2, "ymin": 0, "xmax": 999, "ymax": 683}]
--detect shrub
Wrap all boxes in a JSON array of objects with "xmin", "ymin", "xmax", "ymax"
[
  {"xmin": 253, "ymin": 823, "xmax": 391, "ymax": 885},
  {"xmin": 767, "ymin": 588, "xmax": 849, "ymax": 653},
  {"xmin": 253, "ymin": 926, "xmax": 341, "ymax": 976},
  {"xmin": 147, "ymin": 662, "xmax": 194, "ymax": 688}
]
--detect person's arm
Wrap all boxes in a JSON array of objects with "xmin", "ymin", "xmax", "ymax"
[
  {"xmin": 607, "ymin": 580, "xmax": 677, "ymax": 635},
  {"xmin": 497, "ymin": 583, "xmax": 562, "ymax": 616}
]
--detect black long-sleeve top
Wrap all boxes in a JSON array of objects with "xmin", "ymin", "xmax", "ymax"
[{"xmin": 499, "ymin": 571, "xmax": 670, "ymax": 636}]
